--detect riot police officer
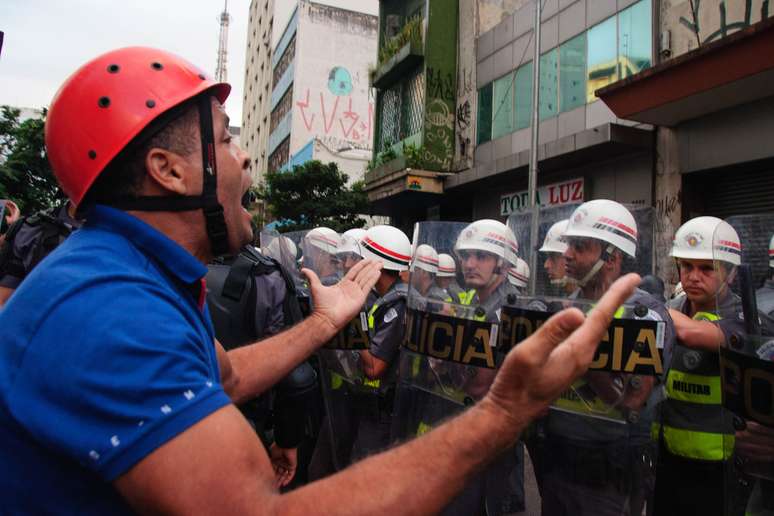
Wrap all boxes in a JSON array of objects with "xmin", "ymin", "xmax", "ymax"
[
  {"xmin": 436, "ymin": 252, "xmax": 463, "ymax": 300},
  {"xmin": 756, "ymin": 234, "xmax": 774, "ymax": 317},
  {"xmin": 540, "ymin": 199, "xmax": 674, "ymax": 516},
  {"xmin": 508, "ymin": 257, "xmax": 530, "ymax": 294},
  {"xmin": 0, "ymin": 200, "xmax": 82, "ymax": 305},
  {"xmin": 206, "ymin": 244, "xmax": 317, "ymax": 488},
  {"xmin": 409, "ymin": 244, "xmax": 448, "ymax": 302},
  {"xmin": 654, "ymin": 217, "xmax": 748, "ymax": 515},
  {"xmin": 538, "ymin": 219, "xmax": 575, "ymax": 296}
]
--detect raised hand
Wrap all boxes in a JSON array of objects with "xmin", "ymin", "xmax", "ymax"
[
  {"xmin": 302, "ymin": 259, "xmax": 381, "ymax": 332},
  {"xmin": 482, "ymin": 273, "xmax": 641, "ymax": 429}
]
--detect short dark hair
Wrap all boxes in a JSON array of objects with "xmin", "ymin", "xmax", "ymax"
[{"xmin": 82, "ymin": 100, "xmax": 200, "ymax": 206}]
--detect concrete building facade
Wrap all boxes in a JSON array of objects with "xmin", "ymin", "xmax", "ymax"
[
  {"xmin": 242, "ymin": 0, "xmax": 378, "ymax": 185},
  {"xmin": 599, "ymin": 0, "xmax": 774, "ymax": 286},
  {"xmin": 366, "ymin": 0, "xmax": 656, "ymax": 240},
  {"xmin": 267, "ymin": 2, "xmax": 377, "ymax": 181},
  {"xmin": 242, "ymin": 0, "xmax": 276, "ymax": 183}
]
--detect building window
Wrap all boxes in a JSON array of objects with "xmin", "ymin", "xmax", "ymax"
[
  {"xmin": 514, "ymin": 62, "xmax": 532, "ymax": 130},
  {"xmin": 477, "ymin": 83, "xmax": 493, "ymax": 145},
  {"xmin": 618, "ymin": 0, "xmax": 652, "ymax": 80},
  {"xmin": 375, "ymin": 67, "xmax": 425, "ymax": 153},
  {"xmin": 559, "ymin": 33, "xmax": 586, "ymax": 113},
  {"xmin": 492, "ymin": 72, "xmax": 514, "ymax": 139},
  {"xmin": 268, "ymin": 137, "xmax": 290, "ymax": 172},
  {"xmin": 539, "ymin": 49, "xmax": 558, "ymax": 120},
  {"xmin": 586, "ymin": 16, "xmax": 617, "ymax": 102},
  {"xmin": 270, "ymin": 86, "xmax": 293, "ymax": 133},
  {"xmin": 273, "ymin": 35, "xmax": 296, "ymax": 86}
]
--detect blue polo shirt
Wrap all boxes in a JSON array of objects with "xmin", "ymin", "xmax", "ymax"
[{"xmin": 0, "ymin": 205, "xmax": 232, "ymax": 514}]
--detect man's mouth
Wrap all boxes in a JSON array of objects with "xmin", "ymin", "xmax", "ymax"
[{"xmin": 241, "ymin": 190, "xmax": 255, "ymax": 209}]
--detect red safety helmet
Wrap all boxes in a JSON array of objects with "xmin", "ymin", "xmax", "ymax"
[{"xmin": 46, "ymin": 46, "xmax": 230, "ymax": 207}]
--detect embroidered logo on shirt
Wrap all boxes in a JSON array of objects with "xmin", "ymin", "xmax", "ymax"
[
  {"xmin": 110, "ymin": 436, "xmax": 120, "ymax": 447},
  {"xmin": 160, "ymin": 404, "xmax": 172, "ymax": 414},
  {"xmin": 184, "ymin": 390, "xmax": 195, "ymax": 400},
  {"xmin": 89, "ymin": 450, "xmax": 100, "ymax": 461}
]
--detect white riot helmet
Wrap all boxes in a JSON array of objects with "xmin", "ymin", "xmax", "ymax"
[
  {"xmin": 361, "ymin": 225, "xmax": 411, "ymax": 271},
  {"xmin": 339, "ymin": 228, "xmax": 367, "ymax": 257},
  {"xmin": 670, "ymin": 216, "xmax": 741, "ymax": 266},
  {"xmin": 564, "ymin": 200, "xmax": 638, "ymax": 258},
  {"xmin": 263, "ymin": 235, "xmax": 298, "ymax": 264},
  {"xmin": 454, "ymin": 219, "xmax": 519, "ymax": 266},
  {"xmin": 768, "ymin": 234, "xmax": 774, "ymax": 268},
  {"xmin": 540, "ymin": 219, "xmax": 569, "ymax": 254},
  {"xmin": 303, "ymin": 227, "xmax": 339, "ymax": 255},
  {"xmin": 437, "ymin": 253, "xmax": 457, "ymax": 277},
  {"xmin": 508, "ymin": 257, "xmax": 530, "ymax": 289},
  {"xmin": 411, "ymin": 244, "xmax": 439, "ymax": 274}
]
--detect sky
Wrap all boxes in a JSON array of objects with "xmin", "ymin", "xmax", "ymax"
[{"xmin": 1, "ymin": 0, "xmax": 377, "ymax": 124}]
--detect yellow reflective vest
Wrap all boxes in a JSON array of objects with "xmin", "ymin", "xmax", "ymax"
[{"xmin": 653, "ymin": 302, "xmax": 735, "ymax": 461}]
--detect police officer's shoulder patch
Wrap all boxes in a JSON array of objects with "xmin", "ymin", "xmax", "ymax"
[{"xmin": 384, "ymin": 307, "xmax": 398, "ymax": 323}]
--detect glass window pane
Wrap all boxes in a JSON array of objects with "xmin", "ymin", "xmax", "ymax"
[
  {"xmin": 539, "ymin": 49, "xmax": 558, "ymax": 120},
  {"xmin": 515, "ymin": 62, "xmax": 533, "ymax": 130},
  {"xmin": 477, "ymin": 83, "xmax": 493, "ymax": 145},
  {"xmin": 587, "ymin": 16, "xmax": 617, "ymax": 102},
  {"xmin": 492, "ymin": 72, "xmax": 514, "ymax": 139},
  {"xmin": 559, "ymin": 33, "xmax": 586, "ymax": 113},
  {"xmin": 618, "ymin": 0, "xmax": 652, "ymax": 80}
]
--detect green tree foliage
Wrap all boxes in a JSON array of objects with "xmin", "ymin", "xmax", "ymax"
[
  {"xmin": 0, "ymin": 106, "xmax": 61, "ymax": 213},
  {"xmin": 260, "ymin": 160, "xmax": 369, "ymax": 233}
]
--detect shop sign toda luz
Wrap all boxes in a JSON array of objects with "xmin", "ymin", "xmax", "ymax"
[{"xmin": 500, "ymin": 178, "xmax": 584, "ymax": 216}]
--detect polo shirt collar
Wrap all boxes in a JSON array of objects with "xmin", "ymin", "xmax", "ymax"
[{"xmin": 86, "ymin": 205, "xmax": 207, "ymax": 285}]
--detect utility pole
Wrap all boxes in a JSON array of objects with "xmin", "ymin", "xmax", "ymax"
[
  {"xmin": 215, "ymin": 0, "xmax": 231, "ymax": 82},
  {"xmin": 527, "ymin": 0, "xmax": 541, "ymax": 295}
]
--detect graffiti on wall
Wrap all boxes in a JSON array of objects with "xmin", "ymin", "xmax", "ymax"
[
  {"xmin": 670, "ymin": 0, "xmax": 771, "ymax": 54},
  {"xmin": 423, "ymin": 68, "xmax": 457, "ymax": 169},
  {"xmin": 296, "ymin": 66, "xmax": 374, "ymax": 151}
]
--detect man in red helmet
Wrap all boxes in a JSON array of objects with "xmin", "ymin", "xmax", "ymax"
[{"xmin": 0, "ymin": 47, "xmax": 641, "ymax": 514}]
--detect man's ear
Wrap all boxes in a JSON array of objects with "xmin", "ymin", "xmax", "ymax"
[{"xmin": 144, "ymin": 147, "xmax": 191, "ymax": 195}]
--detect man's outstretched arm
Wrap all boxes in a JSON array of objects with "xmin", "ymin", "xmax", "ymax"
[
  {"xmin": 116, "ymin": 273, "xmax": 641, "ymax": 515},
  {"xmin": 220, "ymin": 259, "xmax": 382, "ymax": 404}
]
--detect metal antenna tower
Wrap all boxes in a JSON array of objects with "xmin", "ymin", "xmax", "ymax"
[{"xmin": 215, "ymin": 0, "xmax": 231, "ymax": 82}]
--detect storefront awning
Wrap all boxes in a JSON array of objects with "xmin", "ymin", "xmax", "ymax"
[{"xmin": 596, "ymin": 18, "xmax": 774, "ymax": 127}]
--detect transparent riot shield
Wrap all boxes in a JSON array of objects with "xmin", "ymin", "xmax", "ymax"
[
  {"xmin": 504, "ymin": 203, "xmax": 666, "ymax": 516},
  {"xmin": 260, "ymin": 229, "xmax": 303, "ymax": 282},
  {"xmin": 716, "ymin": 215, "xmax": 774, "ymax": 515},
  {"xmin": 393, "ymin": 220, "xmax": 526, "ymax": 514}
]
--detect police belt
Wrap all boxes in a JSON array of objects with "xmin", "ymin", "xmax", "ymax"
[{"xmin": 544, "ymin": 436, "xmax": 633, "ymax": 493}]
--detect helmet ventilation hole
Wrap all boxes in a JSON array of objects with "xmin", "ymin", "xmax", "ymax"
[
  {"xmin": 98, "ymin": 96, "xmax": 110, "ymax": 108},
  {"xmin": 146, "ymin": 99, "xmax": 156, "ymax": 108},
  {"xmin": 107, "ymin": 64, "xmax": 120, "ymax": 73},
  {"xmin": 88, "ymin": 150, "xmax": 97, "ymax": 160},
  {"xmin": 151, "ymin": 62, "xmax": 163, "ymax": 71}
]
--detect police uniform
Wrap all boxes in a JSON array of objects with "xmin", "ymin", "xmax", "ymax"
[
  {"xmin": 652, "ymin": 292, "xmax": 747, "ymax": 516},
  {"xmin": 436, "ymin": 279, "xmax": 526, "ymax": 516},
  {"xmin": 757, "ymin": 279, "xmax": 774, "ymax": 318},
  {"xmin": 0, "ymin": 204, "xmax": 81, "ymax": 290},
  {"xmin": 309, "ymin": 280, "xmax": 407, "ymax": 478},
  {"xmin": 348, "ymin": 280, "xmax": 408, "ymax": 461},
  {"xmin": 206, "ymin": 248, "xmax": 317, "ymax": 484},
  {"xmin": 541, "ymin": 288, "xmax": 675, "ymax": 516}
]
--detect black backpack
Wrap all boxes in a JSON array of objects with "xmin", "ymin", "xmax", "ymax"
[
  {"xmin": 206, "ymin": 246, "xmax": 303, "ymax": 350},
  {"xmin": 0, "ymin": 207, "xmax": 74, "ymax": 279}
]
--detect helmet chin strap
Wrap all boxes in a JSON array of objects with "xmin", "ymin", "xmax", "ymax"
[
  {"xmin": 575, "ymin": 244, "xmax": 614, "ymax": 288},
  {"xmin": 99, "ymin": 95, "xmax": 230, "ymax": 257}
]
